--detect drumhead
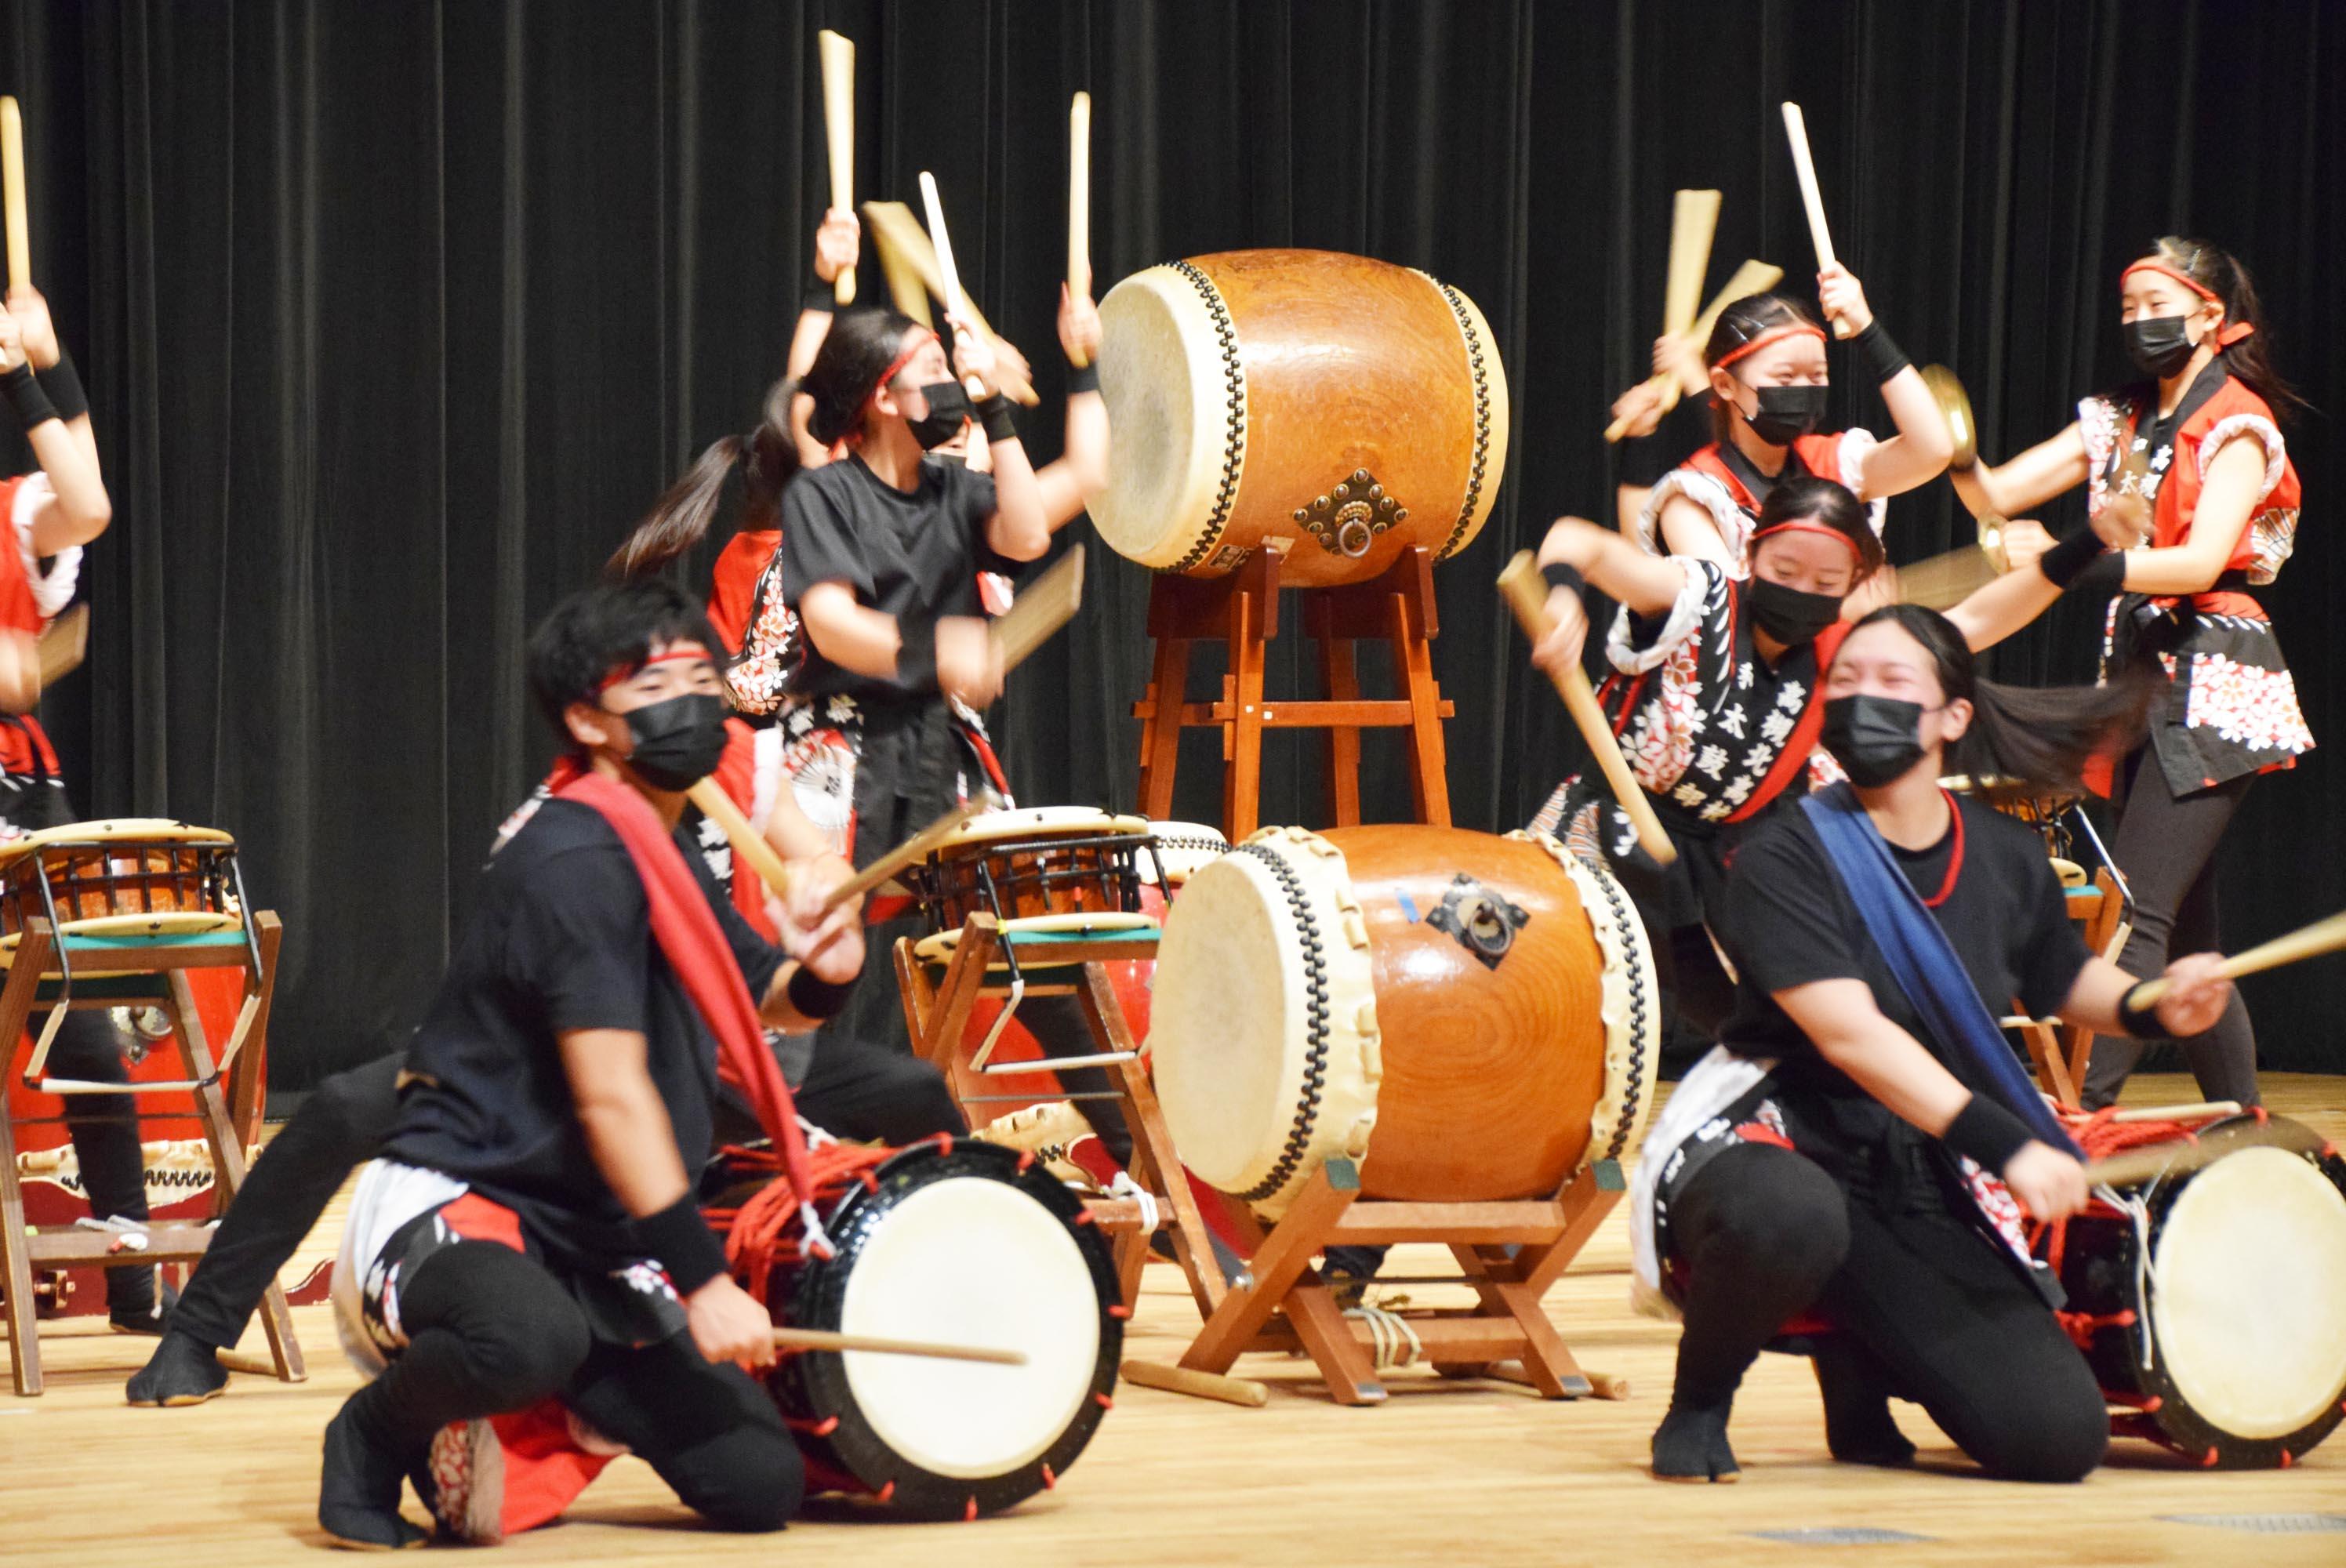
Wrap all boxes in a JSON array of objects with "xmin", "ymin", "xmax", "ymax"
[
  {"xmin": 939, "ymin": 806, "xmax": 1151, "ymax": 849},
  {"xmin": 0, "ymin": 818, "xmax": 234, "ymax": 865},
  {"xmin": 1149, "ymin": 828, "xmax": 1380, "ymax": 1214},
  {"xmin": 1094, "ymin": 266, "xmax": 1239, "ymax": 568},
  {"xmin": 2152, "ymin": 1145, "xmax": 2346, "ymax": 1440}
]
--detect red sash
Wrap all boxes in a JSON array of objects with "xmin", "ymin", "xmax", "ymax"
[
  {"xmin": 1723, "ymin": 620, "xmax": 1851, "ymax": 824},
  {"xmin": 554, "ymin": 769, "xmax": 823, "ymax": 1243}
]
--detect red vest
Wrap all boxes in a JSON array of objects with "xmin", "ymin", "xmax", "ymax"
[
  {"xmin": 706, "ymin": 528, "xmax": 780, "ymax": 654},
  {"xmin": 2129, "ymin": 379, "xmax": 2299, "ymax": 620},
  {"xmin": 1681, "ymin": 433, "xmax": 1851, "ymax": 518},
  {"xmin": 0, "ymin": 476, "xmax": 59, "ymax": 778}
]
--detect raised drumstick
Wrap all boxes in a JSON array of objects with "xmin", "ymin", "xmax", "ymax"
[
  {"xmin": 918, "ymin": 171, "xmax": 966, "ymax": 326},
  {"xmin": 1066, "ymin": 92, "xmax": 1092, "ymax": 368},
  {"xmin": 2, "ymin": 97, "xmax": 28, "ymax": 292},
  {"xmin": 860, "ymin": 200, "xmax": 1038, "ymax": 404},
  {"xmin": 2124, "ymin": 908, "xmax": 2346, "ymax": 1010},
  {"xmin": 1498, "ymin": 552, "xmax": 1677, "ymax": 866},
  {"xmin": 1600, "ymin": 190, "xmax": 1720, "ymax": 443},
  {"xmin": 1604, "ymin": 257, "xmax": 1785, "ymax": 445},
  {"xmin": 818, "ymin": 31, "xmax": 857, "ymax": 307},
  {"xmin": 1781, "ymin": 102, "xmax": 1851, "ymax": 339}
]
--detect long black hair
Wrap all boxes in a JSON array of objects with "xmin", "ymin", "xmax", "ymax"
[
  {"xmin": 1752, "ymin": 475, "xmax": 1886, "ymax": 583},
  {"xmin": 1844, "ymin": 604, "xmax": 2150, "ymax": 796},
  {"xmin": 2134, "ymin": 236, "xmax": 2307, "ymax": 420},
  {"xmin": 1702, "ymin": 292, "xmax": 1826, "ymax": 445},
  {"xmin": 800, "ymin": 307, "xmax": 925, "ymax": 447},
  {"xmin": 605, "ymin": 376, "xmax": 800, "ymax": 583}
]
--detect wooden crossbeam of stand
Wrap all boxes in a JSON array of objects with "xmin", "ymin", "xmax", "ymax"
[
  {"xmin": 1131, "ymin": 547, "xmax": 1454, "ymax": 840},
  {"xmin": 0, "ymin": 914, "xmax": 301, "ymax": 1396},
  {"xmin": 895, "ymin": 914, "xmax": 1227, "ymax": 1319},
  {"xmin": 1142, "ymin": 1156, "xmax": 1629, "ymax": 1407}
]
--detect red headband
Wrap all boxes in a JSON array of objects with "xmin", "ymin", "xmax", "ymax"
[
  {"xmin": 1751, "ymin": 520, "xmax": 1863, "ymax": 566},
  {"xmin": 866, "ymin": 331, "xmax": 940, "ymax": 414},
  {"xmin": 1712, "ymin": 321, "xmax": 1828, "ymax": 372},
  {"xmin": 2120, "ymin": 260, "xmax": 2255, "ymax": 347},
  {"xmin": 597, "ymin": 644, "xmax": 714, "ymax": 693}
]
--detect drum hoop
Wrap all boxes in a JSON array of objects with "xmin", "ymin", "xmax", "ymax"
[
  {"xmin": 1218, "ymin": 833, "xmax": 1350, "ymax": 1207},
  {"xmin": 914, "ymin": 833, "xmax": 1152, "ymax": 934},
  {"xmin": 1160, "ymin": 260, "xmax": 1247, "ymax": 575},
  {"xmin": 1511, "ymin": 829, "xmax": 1660, "ymax": 1167},
  {"xmin": 935, "ymin": 811, "xmax": 1151, "ymax": 849},
  {"xmin": 1421, "ymin": 274, "xmax": 1502, "ymax": 563}
]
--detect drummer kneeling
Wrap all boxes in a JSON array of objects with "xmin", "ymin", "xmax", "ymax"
[
  {"xmin": 319, "ymin": 583, "xmax": 862, "ymax": 1548},
  {"xmin": 1632, "ymin": 604, "xmax": 2230, "ymax": 1484}
]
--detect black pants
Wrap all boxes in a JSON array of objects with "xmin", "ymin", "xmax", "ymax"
[
  {"xmin": 49, "ymin": 1008, "xmax": 155, "ymax": 1308},
  {"xmin": 2083, "ymin": 758, "xmax": 2258, "ymax": 1109},
  {"xmin": 346, "ymin": 1239, "xmax": 798, "ymax": 1531},
  {"xmin": 171, "ymin": 1035, "xmax": 964, "ymax": 1354},
  {"xmin": 1667, "ymin": 1142, "xmax": 2107, "ymax": 1482}
]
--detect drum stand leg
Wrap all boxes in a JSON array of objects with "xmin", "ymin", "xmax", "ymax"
[
  {"xmin": 1130, "ymin": 548, "xmax": 1455, "ymax": 842},
  {"xmin": 899, "ymin": 917, "xmax": 1229, "ymax": 1322},
  {"xmin": 1138, "ymin": 1159, "xmax": 1629, "ymax": 1408}
]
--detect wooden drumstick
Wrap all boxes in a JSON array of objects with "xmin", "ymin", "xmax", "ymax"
[
  {"xmin": 773, "ymin": 1325, "xmax": 1027, "ymax": 1367},
  {"xmin": 1600, "ymin": 190, "xmax": 1720, "ymax": 443},
  {"xmin": 34, "ymin": 603, "xmax": 85, "ymax": 687},
  {"xmin": 1498, "ymin": 552, "xmax": 1676, "ymax": 866},
  {"xmin": 818, "ymin": 30, "xmax": 857, "ymax": 307},
  {"xmin": 1066, "ymin": 92, "xmax": 1091, "ymax": 369},
  {"xmin": 1119, "ymin": 1358, "xmax": 1269, "ymax": 1407},
  {"xmin": 918, "ymin": 170, "xmax": 966, "ymax": 327},
  {"xmin": 1781, "ymin": 101, "xmax": 1850, "ymax": 339},
  {"xmin": 2085, "ymin": 1138, "xmax": 2231, "ymax": 1189},
  {"xmin": 2124, "ymin": 907, "xmax": 2346, "ymax": 1010},
  {"xmin": 2, "ymin": 97, "xmax": 27, "ymax": 292},
  {"xmin": 688, "ymin": 778, "xmax": 795, "ymax": 901},
  {"xmin": 989, "ymin": 543, "xmax": 1085, "ymax": 673},
  {"xmin": 1603, "ymin": 258, "xmax": 1786, "ymax": 445},
  {"xmin": 859, "ymin": 201, "xmax": 1037, "ymax": 404},
  {"xmin": 820, "ymin": 800, "xmax": 987, "ymax": 914}
]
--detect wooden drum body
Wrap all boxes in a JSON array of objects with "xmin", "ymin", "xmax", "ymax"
[
  {"xmin": 1095, "ymin": 249, "xmax": 1509, "ymax": 586},
  {"xmin": 1150, "ymin": 824, "xmax": 1656, "ymax": 1214}
]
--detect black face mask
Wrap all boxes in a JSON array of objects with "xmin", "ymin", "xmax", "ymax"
[
  {"xmin": 2124, "ymin": 314, "xmax": 2199, "ymax": 379},
  {"xmin": 1746, "ymin": 575, "xmax": 1843, "ymax": 645},
  {"xmin": 616, "ymin": 691, "xmax": 730, "ymax": 791},
  {"xmin": 1820, "ymin": 694, "xmax": 1934, "ymax": 789},
  {"xmin": 1743, "ymin": 383, "xmax": 1828, "ymax": 446},
  {"xmin": 903, "ymin": 380, "xmax": 972, "ymax": 450}
]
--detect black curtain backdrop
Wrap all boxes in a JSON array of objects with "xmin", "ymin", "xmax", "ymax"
[{"xmin": 0, "ymin": 1, "xmax": 2337, "ymax": 1085}]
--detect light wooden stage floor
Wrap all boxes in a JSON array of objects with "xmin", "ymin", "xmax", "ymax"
[{"xmin": 5, "ymin": 1074, "xmax": 2343, "ymax": 1566}]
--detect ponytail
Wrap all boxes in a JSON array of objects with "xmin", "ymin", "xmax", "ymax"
[
  {"xmin": 1846, "ymin": 604, "xmax": 2151, "ymax": 797},
  {"xmin": 605, "ymin": 378, "xmax": 802, "ymax": 583}
]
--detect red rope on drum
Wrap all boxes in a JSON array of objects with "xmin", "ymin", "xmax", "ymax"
[
  {"xmin": 2032, "ymin": 1107, "xmax": 2213, "ymax": 1352},
  {"xmin": 706, "ymin": 1142, "xmax": 897, "ymax": 1308}
]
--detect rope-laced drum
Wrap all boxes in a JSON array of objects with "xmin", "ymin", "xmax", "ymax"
[
  {"xmin": 1149, "ymin": 824, "xmax": 1658, "ymax": 1215},
  {"xmin": 1094, "ymin": 248, "xmax": 1510, "ymax": 586},
  {"xmin": 708, "ymin": 1138, "xmax": 1122, "ymax": 1516},
  {"xmin": 2038, "ymin": 1113, "xmax": 2346, "ymax": 1467}
]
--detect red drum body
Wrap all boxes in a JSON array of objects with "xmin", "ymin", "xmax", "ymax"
[
  {"xmin": 1095, "ymin": 249, "xmax": 1509, "ymax": 586},
  {"xmin": 2039, "ymin": 1116, "xmax": 2346, "ymax": 1467},
  {"xmin": 714, "ymin": 1140, "xmax": 1121, "ymax": 1517}
]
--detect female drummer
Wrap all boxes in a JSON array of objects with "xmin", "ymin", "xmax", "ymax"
[
  {"xmin": 1635, "ymin": 272, "xmax": 1953, "ymax": 572},
  {"xmin": 1948, "ymin": 237, "xmax": 2308, "ymax": 1112},
  {"xmin": 1636, "ymin": 603, "xmax": 2231, "ymax": 1483},
  {"xmin": 0, "ymin": 291, "xmax": 169, "ymax": 1332}
]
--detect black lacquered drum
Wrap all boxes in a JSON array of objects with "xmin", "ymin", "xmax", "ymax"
[
  {"xmin": 2039, "ymin": 1116, "xmax": 2346, "ymax": 1468},
  {"xmin": 716, "ymin": 1139, "xmax": 1124, "ymax": 1517}
]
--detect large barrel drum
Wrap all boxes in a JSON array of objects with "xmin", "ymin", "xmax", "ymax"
[
  {"xmin": 1095, "ymin": 249, "xmax": 1509, "ymax": 586},
  {"xmin": 1148, "ymin": 825, "xmax": 1656, "ymax": 1214}
]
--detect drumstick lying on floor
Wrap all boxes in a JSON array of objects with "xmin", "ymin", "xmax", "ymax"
[
  {"xmin": 2123, "ymin": 906, "xmax": 2346, "ymax": 1010},
  {"xmin": 820, "ymin": 800, "xmax": 988, "ymax": 914},
  {"xmin": 774, "ymin": 1326, "xmax": 1027, "ymax": 1367},
  {"xmin": 1498, "ymin": 552, "xmax": 1677, "ymax": 866}
]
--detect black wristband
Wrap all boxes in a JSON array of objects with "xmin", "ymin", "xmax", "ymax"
[
  {"xmin": 2115, "ymin": 981, "xmax": 2163, "ymax": 1040},
  {"xmin": 975, "ymin": 393, "xmax": 1017, "ymax": 445},
  {"xmin": 803, "ymin": 275, "xmax": 838, "ymax": 314},
  {"xmin": 1850, "ymin": 319, "xmax": 1911, "ymax": 385},
  {"xmin": 1942, "ymin": 1094, "xmax": 2038, "ymax": 1176},
  {"xmin": 785, "ymin": 965, "xmax": 857, "ymax": 1022},
  {"xmin": 1066, "ymin": 360, "xmax": 1100, "ymax": 395},
  {"xmin": 2035, "ymin": 528, "xmax": 2106, "ymax": 590},
  {"xmin": 2, "ymin": 363, "xmax": 58, "ymax": 430},
  {"xmin": 34, "ymin": 350, "xmax": 86, "ymax": 423},
  {"xmin": 634, "ymin": 1191, "xmax": 730, "ymax": 1297},
  {"xmin": 893, "ymin": 616, "xmax": 940, "ymax": 693},
  {"xmin": 1541, "ymin": 561, "xmax": 1586, "ymax": 597}
]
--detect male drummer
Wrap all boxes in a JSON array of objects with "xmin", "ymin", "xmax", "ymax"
[
  {"xmin": 0, "ymin": 289, "xmax": 172, "ymax": 1330},
  {"xmin": 318, "ymin": 581, "xmax": 863, "ymax": 1548}
]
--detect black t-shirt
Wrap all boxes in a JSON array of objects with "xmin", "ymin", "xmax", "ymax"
[
  {"xmin": 383, "ymin": 797, "xmax": 785, "ymax": 1272},
  {"xmin": 779, "ymin": 452, "xmax": 1003, "ymax": 705},
  {"xmin": 1716, "ymin": 795, "xmax": 2090, "ymax": 1155}
]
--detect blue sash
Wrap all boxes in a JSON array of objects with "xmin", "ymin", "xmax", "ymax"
[{"xmin": 1799, "ymin": 783, "xmax": 2082, "ymax": 1157}]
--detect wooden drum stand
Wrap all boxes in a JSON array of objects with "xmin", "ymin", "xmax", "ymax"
[
  {"xmin": 895, "ymin": 914, "xmax": 1229, "ymax": 1319},
  {"xmin": 1131, "ymin": 546, "xmax": 1454, "ymax": 840}
]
